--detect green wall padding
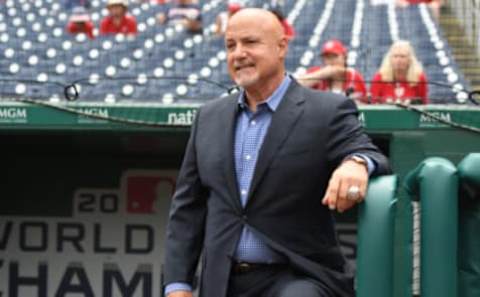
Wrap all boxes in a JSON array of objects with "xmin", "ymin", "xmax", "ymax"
[
  {"xmin": 357, "ymin": 175, "xmax": 397, "ymax": 297},
  {"xmin": 404, "ymin": 157, "xmax": 458, "ymax": 297}
]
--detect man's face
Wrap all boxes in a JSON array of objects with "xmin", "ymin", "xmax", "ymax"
[
  {"xmin": 225, "ymin": 12, "xmax": 287, "ymax": 91},
  {"xmin": 322, "ymin": 53, "xmax": 344, "ymax": 67},
  {"xmin": 391, "ymin": 46, "xmax": 410, "ymax": 72},
  {"xmin": 108, "ymin": 4, "xmax": 126, "ymax": 18}
]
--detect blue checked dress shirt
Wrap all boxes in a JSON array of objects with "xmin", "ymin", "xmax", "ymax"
[
  {"xmin": 165, "ymin": 75, "xmax": 375, "ymax": 295},
  {"xmin": 232, "ymin": 75, "xmax": 292, "ymax": 263}
]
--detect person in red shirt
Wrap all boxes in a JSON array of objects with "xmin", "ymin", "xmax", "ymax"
[
  {"xmin": 157, "ymin": 0, "xmax": 202, "ymax": 33},
  {"xmin": 297, "ymin": 39, "xmax": 367, "ymax": 103},
  {"xmin": 396, "ymin": 0, "xmax": 442, "ymax": 20},
  {"xmin": 370, "ymin": 40, "xmax": 429, "ymax": 104},
  {"xmin": 66, "ymin": 6, "xmax": 95, "ymax": 39},
  {"xmin": 100, "ymin": 0, "xmax": 138, "ymax": 36}
]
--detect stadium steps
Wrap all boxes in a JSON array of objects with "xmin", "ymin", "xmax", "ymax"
[
  {"xmin": 439, "ymin": 8, "xmax": 480, "ymax": 91},
  {"xmin": 463, "ymin": 68, "xmax": 480, "ymax": 91}
]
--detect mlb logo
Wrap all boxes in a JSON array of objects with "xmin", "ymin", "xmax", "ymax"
[{"xmin": 124, "ymin": 171, "xmax": 176, "ymax": 214}]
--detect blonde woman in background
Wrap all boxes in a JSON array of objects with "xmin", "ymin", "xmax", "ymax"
[{"xmin": 370, "ymin": 40, "xmax": 429, "ymax": 104}]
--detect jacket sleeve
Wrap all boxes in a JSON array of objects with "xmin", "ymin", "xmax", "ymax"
[
  {"xmin": 326, "ymin": 97, "xmax": 391, "ymax": 176},
  {"xmin": 163, "ymin": 108, "xmax": 208, "ymax": 286}
]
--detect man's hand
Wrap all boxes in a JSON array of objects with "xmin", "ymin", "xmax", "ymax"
[
  {"xmin": 167, "ymin": 291, "xmax": 193, "ymax": 297},
  {"xmin": 321, "ymin": 159, "xmax": 369, "ymax": 212}
]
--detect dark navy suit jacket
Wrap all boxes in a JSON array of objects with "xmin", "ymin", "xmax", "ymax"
[{"xmin": 163, "ymin": 80, "xmax": 391, "ymax": 297}]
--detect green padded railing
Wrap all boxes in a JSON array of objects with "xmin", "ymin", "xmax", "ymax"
[
  {"xmin": 458, "ymin": 153, "xmax": 480, "ymax": 297},
  {"xmin": 404, "ymin": 157, "xmax": 458, "ymax": 297},
  {"xmin": 357, "ymin": 175, "xmax": 397, "ymax": 297}
]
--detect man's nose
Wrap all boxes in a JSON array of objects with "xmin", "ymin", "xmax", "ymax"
[{"xmin": 231, "ymin": 44, "xmax": 248, "ymax": 58}]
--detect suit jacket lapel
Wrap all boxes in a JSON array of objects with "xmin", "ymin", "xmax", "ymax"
[
  {"xmin": 220, "ymin": 96, "xmax": 244, "ymax": 212},
  {"xmin": 246, "ymin": 83, "xmax": 306, "ymax": 207}
]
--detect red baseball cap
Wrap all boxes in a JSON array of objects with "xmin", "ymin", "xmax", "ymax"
[
  {"xmin": 228, "ymin": 3, "xmax": 242, "ymax": 14},
  {"xmin": 321, "ymin": 39, "xmax": 347, "ymax": 56}
]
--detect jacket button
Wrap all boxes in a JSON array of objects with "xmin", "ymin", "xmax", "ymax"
[{"xmin": 242, "ymin": 215, "xmax": 248, "ymax": 221}]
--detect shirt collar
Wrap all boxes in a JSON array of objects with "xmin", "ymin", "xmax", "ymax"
[{"xmin": 237, "ymin": 75, "xmax": 292, "ymax": 112}]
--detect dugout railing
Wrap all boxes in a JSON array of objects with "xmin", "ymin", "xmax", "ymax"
[
  {"xmin": 357, "ymin": 175, "xmax": 398, "ymax": 297},
  {"xmin": 402, "ymin": 153, "xmax": 480, "ymax": 297}
]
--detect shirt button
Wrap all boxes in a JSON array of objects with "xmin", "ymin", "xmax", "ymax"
[
  {"xmin": 251, "ymin": 120, "xmax": 256, "ymax": 126},
  {"xmin": 245, "ymin": 155, "xmax": 251, "ymax": 160},
  {"xmin": 241, "ymin": 189, "xmax": 247, "ymax": 195}
]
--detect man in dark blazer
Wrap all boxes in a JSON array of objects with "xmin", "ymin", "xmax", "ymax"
[{"xmin": 163, "ymin": 8, "xmax": 390, "ymax": 297}]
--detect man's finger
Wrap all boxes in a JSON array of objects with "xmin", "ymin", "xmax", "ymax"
[
  {"xmin": 353, "ymin": 182, "xmax": 366, "ymax": 203},
  {"xmin": 338, "ymin": 177, "xmax": 351, "ymax": 202},
  {"xmin": 323, "ymin": 175, "xmax": 340, "ymax": 210},
  {"xmin": 321, "ymin": 176, "xmax": 334, "ymax": 205},
  {"xmin": 337, "ymin": 199, "xmax": 356, "ymax": 213},
  {"xmin": 336, "ymin": 178, "xmax": 351, "ymax": 212}
]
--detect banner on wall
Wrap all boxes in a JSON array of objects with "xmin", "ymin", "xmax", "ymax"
[
  {"xmin": 0, "ymin": 170, "xmax": 177, "ymax": 297},
  {"xmin": 0, "ymin": 168, "xmax": 359, "ymax": 297}
]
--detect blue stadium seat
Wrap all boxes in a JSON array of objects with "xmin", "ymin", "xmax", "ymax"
[{"xmin": 0, "ymin": 0, "xmax": 472, "ymax": 104}]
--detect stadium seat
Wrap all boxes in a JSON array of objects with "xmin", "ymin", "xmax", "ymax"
[{"xmin": 0, "ymin": 0, "xmax": 472, "ymax": 104}]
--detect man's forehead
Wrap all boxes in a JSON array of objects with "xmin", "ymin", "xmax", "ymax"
[
  {"xmin": 229, "ymin": 8, "xmax": 276, "ymax": 22},
  {"xmin": 228, "ymin": 17, "xmax": 264, "ymax": 31},
  {"xmin": 226, "ymin": 27, "xmax": 262, "ymax": 38},
  {"xmin": 225, "ymin": 23, "xmax": 265, "ymax": 40},
  {"xmin": 227, "ymin": 9, "xmax": 280, "ymax": 30}
]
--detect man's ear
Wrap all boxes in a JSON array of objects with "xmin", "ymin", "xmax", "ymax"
[{"xmin": 278, "ymin": 37, "xmax": 289, "ymax": 58}]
